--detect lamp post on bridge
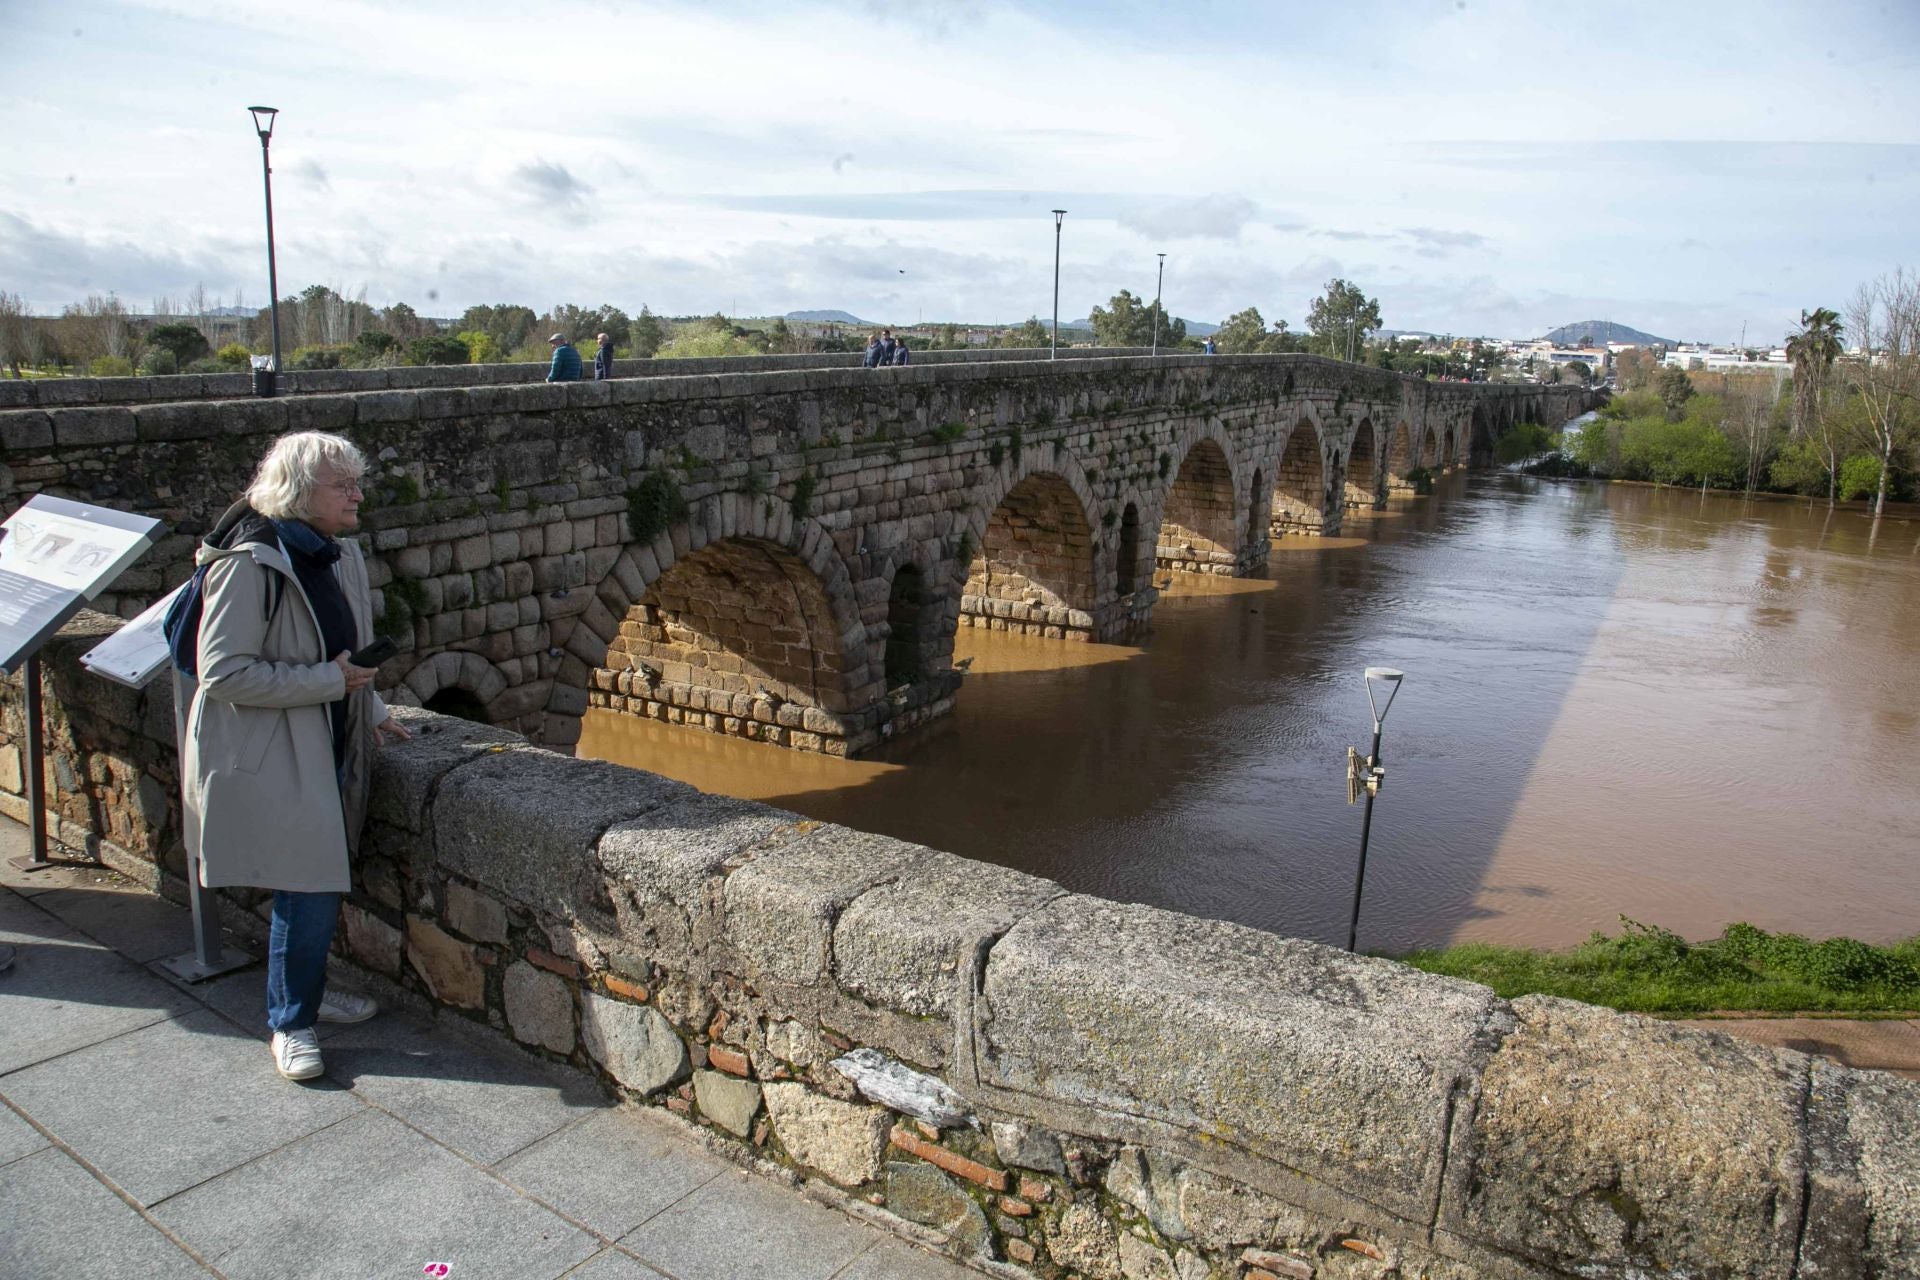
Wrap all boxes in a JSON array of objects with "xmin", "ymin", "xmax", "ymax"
[
  {"xmin": 1151, "ymin": 253, "xmax": 1166, "ymax": 357},
  {"xmin": 248, "ymin": 106, "xmax": 283, "ymax": 397},
  {"xmin": 1050, "ymin": 209, "xmax": 1066, "ymax": 360},
  {"xmin": 1344, "ymin": 667, "xmax": 1404, "ymax": 952}
]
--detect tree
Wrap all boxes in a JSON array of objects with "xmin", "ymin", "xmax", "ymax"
[
  {"xmin": 1786, "ymin": 307, "xmax": 1844, "ymax": 440},
  {"xmin": 459, "ymin": 304, "xmax": 539, "ymax": 354},
  {"xmin": 147, "ymin": 322, "xmax": 211, "ymax": 367},
  {"xmin": 1656, "ymin": 365, "xmax": 1695, "ymax": 420},
  {"xmin": 630, "ymin": 307, "xmax": 664, "ymax": 358},
  {"xmin": 1088, "ymin": 290, "xmax": 1185, "ymax": 349},
  {"xmin": 0, "ymin": 291, "xmax": 35, "ymax": 377},
  {"xmin": 992, "ymin": 317, "xmax": 1051, "ymax": 348},
  {"xmin": 1304, "ymin": 278, "xmax": 1381, "ymax": 362},
  {"xmin": 379, "ymin": 301, "xmax": 430, "ymax": 340},
  {"xmin": 452, "ymin": 331, "xmax": 500, "ymax": 364},
  {"xmin": 1842, "ymin": 269, "xmax": 1920, "ymax": 516},
  {"xmin": 58, "ymin": 293, "xmax": 135, "ymax": 367},
  {"xmin": 1214, "ymin": 307, "xmax": 1271, "ymax": 355}
]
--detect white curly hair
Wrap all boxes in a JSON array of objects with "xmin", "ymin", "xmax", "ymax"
[{"xmin": 245, "ymin": 431, "xmax": 369, "ymax": 520}]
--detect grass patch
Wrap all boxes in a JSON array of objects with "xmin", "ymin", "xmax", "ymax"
[{"xmin": 1399, "ymin": 918, "xmax": 1920, "ymax": 1015}]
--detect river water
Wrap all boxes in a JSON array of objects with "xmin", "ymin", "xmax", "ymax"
[{"xmin": 580, "ymin": 474, "xmax": 1920, "ymax": 953}]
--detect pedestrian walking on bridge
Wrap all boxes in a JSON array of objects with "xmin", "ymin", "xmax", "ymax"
[{"xmin": 547, "ymin": 333, "xmax": 583, "ymax": 381}]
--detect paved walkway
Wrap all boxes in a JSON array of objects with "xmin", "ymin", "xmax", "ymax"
[{"xmin": 0, "ymin": 824, "xmax": 978, "ymax": 1280}]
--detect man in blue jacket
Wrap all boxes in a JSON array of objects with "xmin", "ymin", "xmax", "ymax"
[
  {"xmin": 547, "ymin": 334, "xmax": 583, "ymax": 382},
  {"xmin": 593, "ymin": 332, "xmax": 614, "ymax": 380}
]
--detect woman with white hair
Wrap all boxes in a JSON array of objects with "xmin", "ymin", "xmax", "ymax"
[{"xmin": 180, "ymin": 430, "xmax": 411, "ymax": 1081}]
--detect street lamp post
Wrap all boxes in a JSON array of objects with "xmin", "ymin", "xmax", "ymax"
[
  {"xmin": 1151, "ymin": 253, "xmax": 1166, "ymax": 357},
  {"xmin": 1050, "ymin": 209, "xmax": 1066, "ymax": 360},
  {"xmin": 248, "ymin": 106, "xmax": 283, "ymax": 397},
  {"xmin": 1343, "ymin": 667, "xmax": 1405, "ymax": 952}
]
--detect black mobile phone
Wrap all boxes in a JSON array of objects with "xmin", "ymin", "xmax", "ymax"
[{"xmin": 347, "ymin": 637, "xmax": 397, "ymax": 668}]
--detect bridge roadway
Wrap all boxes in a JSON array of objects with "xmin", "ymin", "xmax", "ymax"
[{"xmin": 0, "ymin": 351, "xmax": 1592, "ymax": 756}]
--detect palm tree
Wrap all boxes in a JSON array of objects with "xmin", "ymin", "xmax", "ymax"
[{"xmin": 1785, "ymin": 307, "xmax": 1843, "ymax": 437}]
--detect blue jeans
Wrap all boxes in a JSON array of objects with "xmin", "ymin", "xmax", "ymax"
[{"xmin": 266, "ymin": 891, "xmax": 341, "ymax": 1032}]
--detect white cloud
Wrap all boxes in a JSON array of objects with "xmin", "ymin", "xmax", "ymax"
[{"xmin": 1116, "ymin": 195, "xmax": 1259, "ymax": 241}]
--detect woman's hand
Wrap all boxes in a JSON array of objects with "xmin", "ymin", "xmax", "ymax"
[
  {"xmin": 332, "ymin": 651, "xmax": 375, "ymax": 693},
  {"xmin": 374, "ymin": 715, "xmax": 413, "ymax": 745}
]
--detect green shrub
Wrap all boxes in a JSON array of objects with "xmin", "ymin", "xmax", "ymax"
[
  {"xmin": 289, "ymin": 345, "xmax": 343, "ymax": 370},
  {"xmin": 1406, "ymin": 465, "xmax": 1435, "ymax": 494},
  {"xmin": 627, "ymin": 470, "xmax": 687, "ymax": 542},
  {"xmin": 137, "ymin": 348, "xmax": 179, "ymax": 376},
  {"xmin": 788, "ymin": 469, "xmax": 818, "ymax": 521},
  {"xmin": 1839, "ymin": 454, "xmax": 1882, "ymax": 502},
  {"xmin": 407, "ymin": 335, "xmax": 470, "ymax": 366},
  {"xmin": 86, "ymin": 355, "xmax": 135, "ymax": 377},
  {"xmin": 215, "ymin": 343, "xmax": 254, "ymax": 369}
]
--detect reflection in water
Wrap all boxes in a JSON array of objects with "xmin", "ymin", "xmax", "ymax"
[{"xmin": 580, "ymin": 477, "xmax": 1920, "ymax": 953}]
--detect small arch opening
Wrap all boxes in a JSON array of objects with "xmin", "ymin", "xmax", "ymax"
[{"xmin": 424, "ymin": 687, "xmax": 489, "ymax": 724}]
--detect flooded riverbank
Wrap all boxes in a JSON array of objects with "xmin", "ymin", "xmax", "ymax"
[{"xmin": 582, "ymin": 475, "xmax": 1920, "ymax": 952}]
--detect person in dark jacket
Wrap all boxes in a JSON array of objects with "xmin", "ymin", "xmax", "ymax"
[
  {"xmin": 547, "ymin": 334, "xmax": 583, "ymax": 382},
  {"xmin": 880, "ymin": 330, "xmax": 897, "ymax": 364},
  {"xmin": 593, "ymin": 332, "xmax": 614, "ymax": 380},
  {"xmin": 892, "ymin": 338, "xmax": 910, "ymax": 366},
  {"xmin": 864, "ymin": 334, "xmax": 885, "ymax": 368}
]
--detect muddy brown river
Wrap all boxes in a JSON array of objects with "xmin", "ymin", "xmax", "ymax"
[{"xmin": 581, "ymin": 474, "xmax": 1920, "ymax": 953}]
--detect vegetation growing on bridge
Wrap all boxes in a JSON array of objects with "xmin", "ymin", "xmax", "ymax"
[
  {"xmin": 626, "ymin": 469, "xmax": 687, "ymax": 543},
  {"xmin": 1401, "ymin": 917, "xmax": 1920, "ymax": 1014}
]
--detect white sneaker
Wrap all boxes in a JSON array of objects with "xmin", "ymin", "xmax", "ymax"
[
  {"xmin": 317, "ymin": 990, "xmax": 378, "ymax": 1024},
  {"xmin": 272, "ymin": 1028, "xmax": 324, "ymax": 1080}
]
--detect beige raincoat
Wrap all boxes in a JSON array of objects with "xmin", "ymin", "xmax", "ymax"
[{"xmin": 177, "ymin": 532, "xmax": 385, "ymax": 893}]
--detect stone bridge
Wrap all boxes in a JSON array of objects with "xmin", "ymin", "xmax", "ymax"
[{"xmin": 0, "ymin": 353, "xmax": 1592, "ymax": 756}]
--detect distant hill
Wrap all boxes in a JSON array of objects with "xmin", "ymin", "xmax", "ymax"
[
  {"xmin": 784, "ymin": 309, "xmax": 871, "ymax": 325},
  {"xmin": 1543, "ymin": 321, "xmax": 1675, "ymax": 347}
]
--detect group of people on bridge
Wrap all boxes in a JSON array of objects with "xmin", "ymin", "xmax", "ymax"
[{"xmin": 863, "ymin": 331, "xmax": 910, "ymax": 367}]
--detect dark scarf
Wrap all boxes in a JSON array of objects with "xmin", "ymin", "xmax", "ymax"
[{"xmin": 272, "ymin": 518, "xmax": 355, "ymax": 770}]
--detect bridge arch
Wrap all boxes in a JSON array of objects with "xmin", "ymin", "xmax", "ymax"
[
  {"xmin": 1440, "ymin": 426, "xmax": 1457, "ymax": 470},
  {"xmin": 1469, "ymin": 404, "xmax": 1495, "ymax": 467},
  {"xmin": 388, "ymin": 650, "xmax": 510, "ymax": 722},
  {"xmin": 963, "ymin": 457, "xmax": 1103, "ymax": 640},
  {"xmin": 1345, "ymin": 417, "xmax": 1382, "ymax": 509},
  {"xmin": 1418, "ymin": 425, "xmax": 1439, "ymax": 468},
  {"xmin": 560, "ymin": 494, "xmax": 878, "ymax": 754},
  {"xmin": 1156, "ymin": 430, "xmax": 1242, "ymax": 576},
  {"xmin": 1270, "ymin": 416, "xmax": 1333, "ymax": 535}
]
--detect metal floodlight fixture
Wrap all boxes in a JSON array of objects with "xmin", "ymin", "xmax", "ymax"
[
  {"xmin": 1344, "ymin": 666, "xmax": 1407, "ymax": 953},
  {"xmin": 1364, "ymin": 666, "xmax": 1404, "ymax": 730},
  {"xmin": 1049, "ymin": 210, "xmax": 1068, "ymax": 361},
  {"xmin": 248, "ymin": 105, "xmax": 278, "ymax": 138}
]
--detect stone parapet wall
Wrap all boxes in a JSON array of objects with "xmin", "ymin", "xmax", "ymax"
[
  {"xmin": 3, "ymin": 614, "xmax": 1914, "ymax": 1279},
  {"xmin": 0, "ymin": 347, "xmax": 1157, "ymax": 409}
]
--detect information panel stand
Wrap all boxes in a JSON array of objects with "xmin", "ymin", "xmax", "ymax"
[{"xmin": 2, "ymin": 496, "xmax": 251, "ymax": 980}]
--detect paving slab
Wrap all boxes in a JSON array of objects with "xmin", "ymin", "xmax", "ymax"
[
  {"xmin": 562, "ymin": 1246, "xmax": 672, "ymax": 1279},
  {"xmin": 0, "ymin": 916, "xmax": 199, "ymax": 1076},
  {"xmin": 498, "ymin": 1106, "xmax": 730, "ymax": 1239},
  {"xmin": 0, "ymin": 855, "xmax": 125, "ymax": 899},
  {"xmin": 153, "ymin": 1108, "xmax": 600, "ymax": 1280},
  {"xmin": 35, "ymin": 880, "xmax": 198, "ymax": 962},
  {"xmin": 0, "ymin": 1147, "xmax": 211, "ymax": 1279},
  {"xmin": 0, "ymin": 882, "xmax": 83, "ymax": 941},
  {"xmin": 619, "ymin": 1168, "xmax": 882, "ymax": 1280},
  {"xmin": 0, "ymin": 1101, "xmax": 50, "ymax": 1166},
  {"xmin": 320, "ymin": 1008, "xmax": 606, "ymax": 1163},
  {"xmin": 0, "ymin": 1006, "xmax": 361, "ymax": 1206}
]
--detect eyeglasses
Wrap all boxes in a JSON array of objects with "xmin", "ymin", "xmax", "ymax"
[{"xmin": 320, "ymin": 477, "xmax": 364, "ymax": 496}]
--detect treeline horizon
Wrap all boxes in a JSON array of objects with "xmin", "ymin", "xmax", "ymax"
[{"xmin": 1, "ymin": 275, "xmax": 1547, "ymax": 388}]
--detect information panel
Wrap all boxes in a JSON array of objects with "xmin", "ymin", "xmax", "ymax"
[{"xmin": 0, "ymin": 495, "xmax": 163, "ymax": 675}]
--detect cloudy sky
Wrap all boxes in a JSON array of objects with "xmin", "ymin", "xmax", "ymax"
[{"xmin": 4, "ymin": 0, "xmax": 1917, "ymax": 343}]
